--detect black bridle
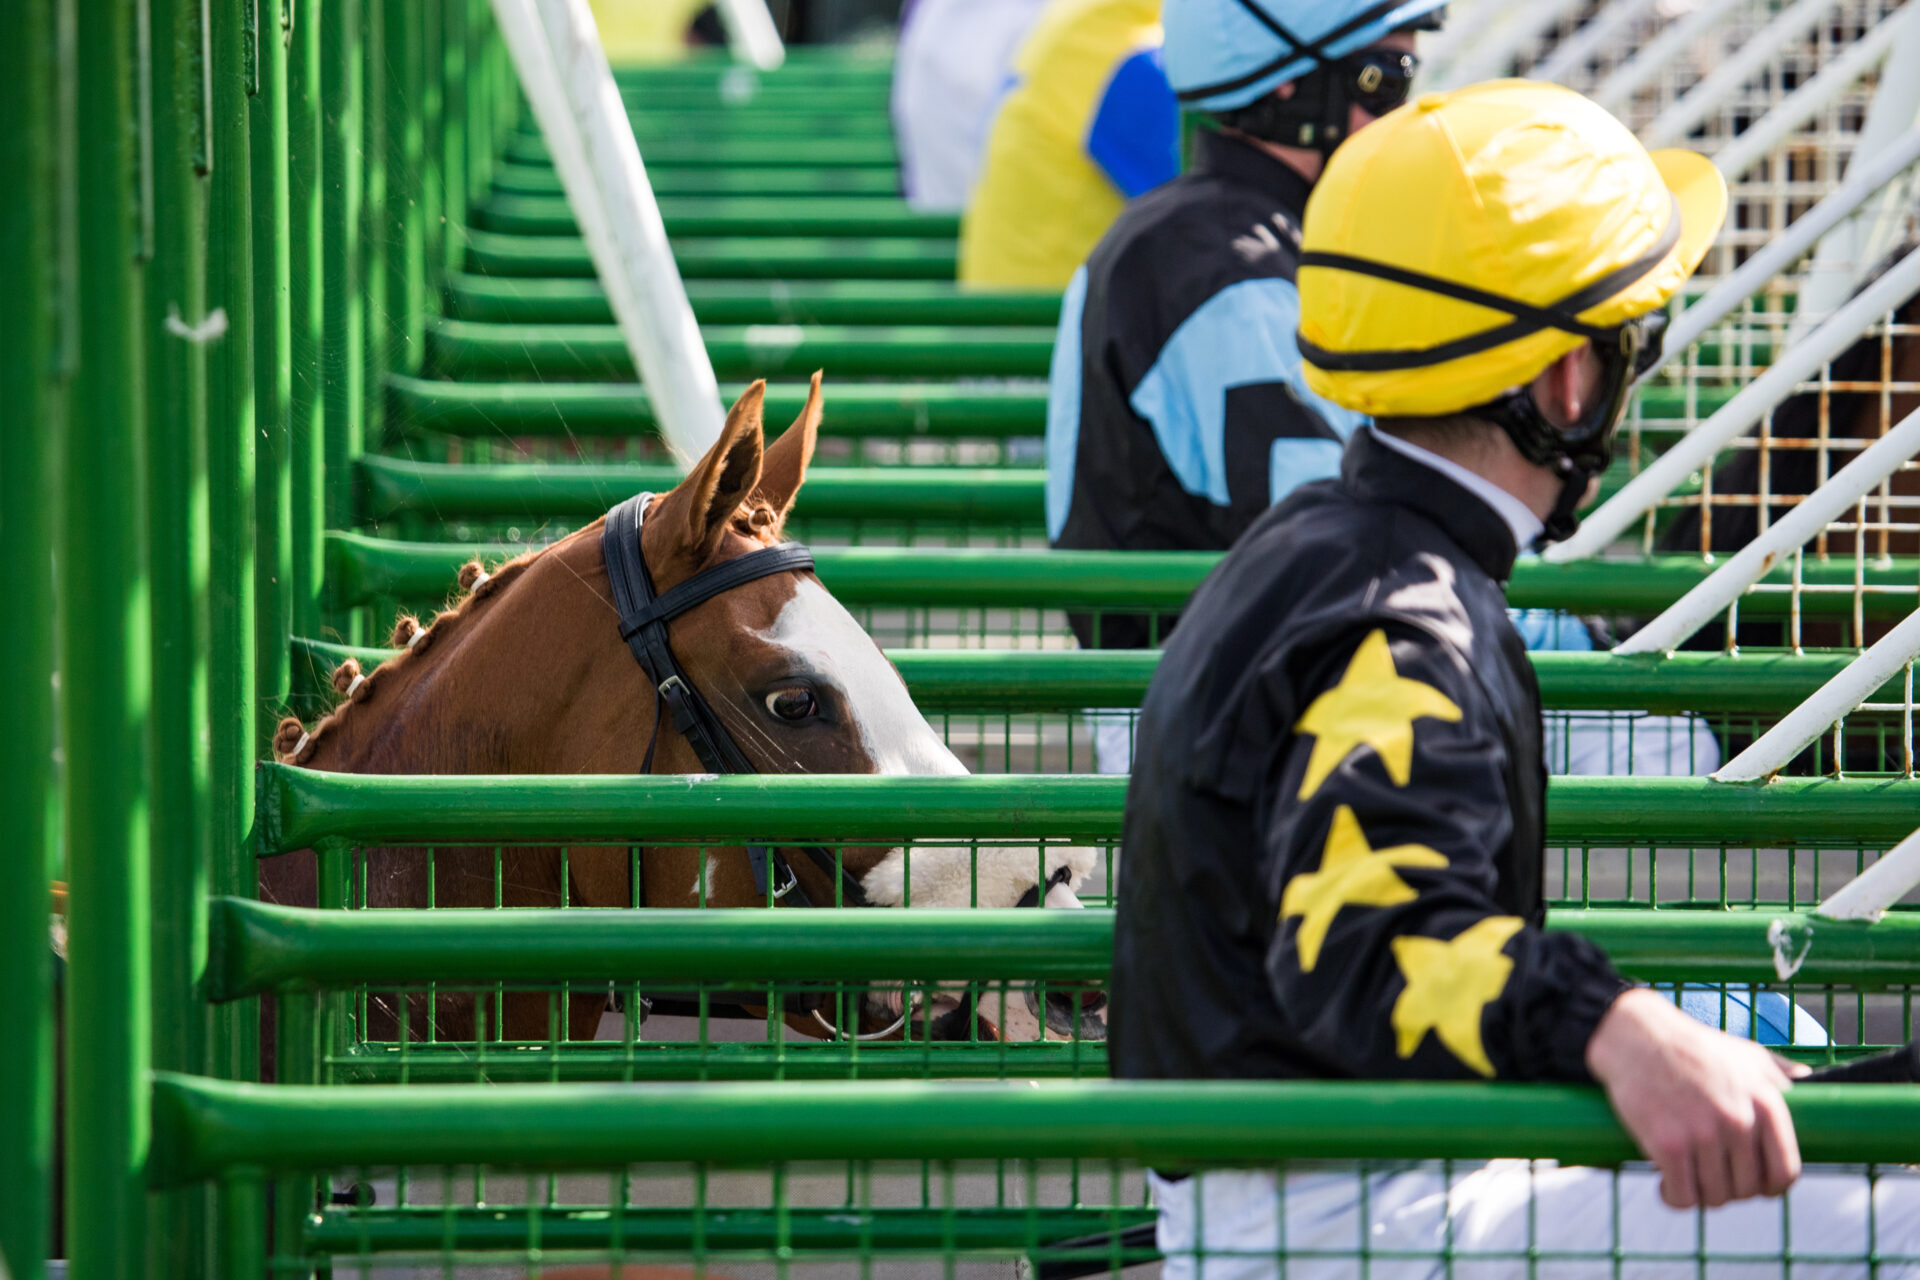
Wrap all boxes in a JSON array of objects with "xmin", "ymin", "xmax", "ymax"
[{"xmin": 603, "ymin": 492, "xmax": 869, "ymax": 909}]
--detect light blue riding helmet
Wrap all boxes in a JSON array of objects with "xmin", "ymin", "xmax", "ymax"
[{"xmin": 1165, "ymin": 0, "xmax": 1450, "ymax": 113}]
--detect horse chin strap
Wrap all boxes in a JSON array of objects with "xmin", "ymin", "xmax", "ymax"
[{"xmin": 602, "ymin": 493, "xmax": 870, "ymax": 910}]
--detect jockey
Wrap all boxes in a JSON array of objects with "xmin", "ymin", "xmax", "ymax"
[
  {"xmin": 1044, "ymin": 0, "xmax": 1446, "ymax": 651},
  {"xmin": 1107, "ymin": 81, "xmax": 1884, "ymax": 1273},
  {"xmin": 956, "ymin": 0, "xmax": 1179, "ymax": 289},
  {"xmin": 890, "ymin": 0, "xmax": 1048, "ymax": 213}
]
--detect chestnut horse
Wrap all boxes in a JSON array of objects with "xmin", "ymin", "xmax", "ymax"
[{"xmin": 260, "ymin": 376, "xmax": 1095, "ymax": 1045}]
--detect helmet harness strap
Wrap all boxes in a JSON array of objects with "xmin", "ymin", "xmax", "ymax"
[
  {"xmin": 1296, "ymin": 198, "xmax": 1680, "ymax": 543},
  {"xmin": 1178, "ymin": 0, "xmax": 1443, "ymax": 154}
]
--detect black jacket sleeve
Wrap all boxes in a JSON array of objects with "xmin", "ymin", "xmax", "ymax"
[{"xmin": 1256, "ymin": 622, "xmax": 1628, "ymax": 1081}]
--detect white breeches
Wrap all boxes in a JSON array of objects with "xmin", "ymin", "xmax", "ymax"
[{"xmin": 1152, "ymin": 1162, "xmax": 1920, "ymax": 1279}]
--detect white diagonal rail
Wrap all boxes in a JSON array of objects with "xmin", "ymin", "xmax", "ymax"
[
  {"xmin": 1592, "ymin": 0, "xmax": 1745, "ymax": 116},
  {"xmin": 493, "ymin": 0, "xmax": 726, "ymax": 467},
  {"xmin": 1663, "ymin": 127, "xmax": 1920, "ymax": 360},
  {"xmin": 1816, "ymin": 823, "xmax": 1920, "ymax": 922},
  {"xmin": 1615, "ymin": 402, "xmax": 1920, "ymax": 655},
  {"xmin": 1715, "ymin": 606, "xmax": 1920, "ymax": 783},
  {"xmin": 1639, "ymin": 0, "xmax": 1841, "ymax": 150},
  {"xmin": 1792, "ymin": 4, "xmax": 1920, "ymax": 338},
  {"xmin": 714, "ymin": 0, "xmax": 786, "ymax": 71},
  {"xmin": 1708, "ymin": 7, "xmax": 1907, "ymax": 181},
  {"xmin": 1531, "ymin": 0, "xmax": 1664, "ymax": 88},
  {"xmin": 1432, "ymin": 0, "xmax": 1588, "ymax": 91},
  {"xmin": 1547, "ymin": 246, "xmax": 1920, "ymax": 562}
]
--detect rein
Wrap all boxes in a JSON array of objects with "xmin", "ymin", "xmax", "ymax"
[{"xmin": 602, "ymin": 493, "xmax": 870, "ymax": 910}]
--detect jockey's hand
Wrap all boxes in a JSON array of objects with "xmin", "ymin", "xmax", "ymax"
[{"xmin": 1586, "ymin": 987, "xmax": 1808, "ymax": 1210}]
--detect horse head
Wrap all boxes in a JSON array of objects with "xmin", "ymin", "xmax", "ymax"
[{"xmin": 268, "ymin": 378, "xmax": 1095, "ymax": 1034}]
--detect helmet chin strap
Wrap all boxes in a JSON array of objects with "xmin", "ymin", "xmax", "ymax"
[{"xmin": 1538, "ymin": 458, "xmax": 1594, "ymax": 549}]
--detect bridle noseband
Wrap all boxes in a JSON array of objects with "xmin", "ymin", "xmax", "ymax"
[{"xmin": 603, "ymin": 492, "xmax": 868, "ymax": 909}]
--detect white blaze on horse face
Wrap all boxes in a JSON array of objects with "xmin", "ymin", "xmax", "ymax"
[
  {"xmin": 860, "ymin": 844, "xmax": 1097, "ymax": 911},
  {"xmin": 757, "ymin": 577, "xmax": 967, "ymax": 778},
  {"xmin": 760, "ymin": 578, "xmax": 1093, "ymax": 909}
]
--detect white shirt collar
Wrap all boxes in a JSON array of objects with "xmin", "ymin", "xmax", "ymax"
[{"xmin": 1365, "ymin": 425, "xmax": 1544, "ymax": 554}]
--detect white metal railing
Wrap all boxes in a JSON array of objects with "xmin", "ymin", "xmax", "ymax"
[
  {"xmin": 1613, "ymin": 402, "xmax": 1920, "ymax": 655},
  {"xmin": 1590, "ymin": 0, "xmax": 1743, "ymax": 116},
  {"xmin": 1548, "ymin": 246, "xmax": 1920, "ymax": 562},
  {"xmin": 1664, "ymin": 127, "xmax": 1920, "ymax": 358},
  {"xmin": 713, "ymin": 0, "xmax": 786, "ymax": 71},
  {"xmin": 1793, "ymin": 3, "xmax": 1920, "ymax": 335},
  {"xmin": 492, "ymin": 0, "xmax": 726, "ymax": 466},
  {"xmin": 1431, "ymin": 0, "xmax": 1589, "ymax": 90},
  {"xmin": 1815, "ymin": 823, "xmax": 1920, "ymax": 920},
  {"xmin": 1715, "ymin": 606, "xmax": 1920, "ymax": 781},
  {"xmin": 1707, "ymin": 6, "xmax": 1907, "ymax": 180},
  {"xmin": 1532, "ymin": 0, "xmax": 1665, "ymax": 89},
  {"xmin": 1639, "ymin": 0, "xmax": 1842, "ymax": 149}
]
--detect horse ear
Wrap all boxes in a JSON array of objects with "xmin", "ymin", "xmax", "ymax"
[
  {"xmin": 666, "ymin": 380, "xmax": 766, "ymax": 563},
  {"xmin": 754, "ymin": 370, "xmax": 822, "ymax": 522}
]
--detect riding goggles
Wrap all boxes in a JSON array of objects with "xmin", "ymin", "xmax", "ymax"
[{"xmin": 1345, "ymin": 48, "xmax": 1419, "ymax": 118}]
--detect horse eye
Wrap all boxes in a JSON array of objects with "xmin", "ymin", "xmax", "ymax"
[{"xmin": 764, "ymin": 687, "xmax": 818, "ymax": 721}]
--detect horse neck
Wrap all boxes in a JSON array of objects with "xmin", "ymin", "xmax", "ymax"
[{"xmin": 304, "ymin": 529, "xmax": 648, "ymax": 776}]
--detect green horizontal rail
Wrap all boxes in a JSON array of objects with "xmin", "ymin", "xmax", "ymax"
[
  {"xmin": 209, "ymin": 900, "xmax": 1113, "ymax": 998},
  {"xmin": 448, "ymin": 274, "xmax": 1065, "ymax": 326},
  {"xmin": 325, "ymin": 535, "xmax": 1214, "ymax": 610},
  {"xmin": 493, "ymin": 160, "xmax": 906, "ymax": 197},
  {"xmin": 422, "ymin": 318, "xmax": 1054, "ymax": 380},
  {"xmin": 466, "ymin": 228, "xmax": 955, "ymax": 280},
  {"xmin": 477, "ymin": 194, "xmax": 957, "ymax": 239},
  {"xmin": 621, "ymin": 104, "xmax": 894, "ymax": 130},
  {"xmin": 252, "ymin": 766, "xmax": 1920, "ymax": 854},
  {"xmin": 328, "ymin": 1041, "xmax": 1107, "ymax": 1084},
  {"xmin": 253, "ymin": 768, "xmax": 1127, "ymax": 852},
  {"xmin": 209, "ymin": 899, "xmax": 1920, "ymax": 1000},
  {"xmin": 148, "ymin": 1073, "xmax": 1920, "ymax": 1189},
  {"xmin": 289, "ymin": 634, "xmax": 1887, "ymax": 716},
  {"xmin": 383, "ymin": 375, "xmax": 1711, "ymax": 441},
  {"xmin": 359, "ymin": 455, "xmax": 1043, "ymax": 525},
  {"xmin": 305, "ymin": 1205, "xmax": 1149, "ymax": 1256},
  {"xmin": 448, "ymin": 274, "xmax": 1065, "ymax": 327},
  {"xmin": 504, "ymin": 132, "xmax": 897, "ymax": 168},
  {"xmin": 321, "ymin": 532, "xmax": 1920, "ymax": 617},
  {"xmin": 385, "ymin": 374, "xmax": 1048, "ymax": 439}
]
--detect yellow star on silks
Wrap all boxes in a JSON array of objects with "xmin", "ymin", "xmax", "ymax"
[
  {"xmin": 1389, "ymin": 916, "xmax": 1525, "ymax": 1079},
  {"xmin": 1292, "ymin": 629, "xmax": 1463, "ymax": 799},
  {"xmin": 1279, "ymin": 806, "xmax": 1449, "ymax": 971}
]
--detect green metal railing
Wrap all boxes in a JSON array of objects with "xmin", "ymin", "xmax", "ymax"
[
  {"xmin": 384, "ymin": 371, "xmax": 1051, "ymax": 442},
  {"xmin": 14, "ymin": 0, "xmax": 518, "ymax": 1274},
  {"xmin": 320, "ymin": 531, "xmax": 1920, "ymax": 620},
  {"xmin": 447, "ymin": 273, "xmax": 1066, "ymax": 325},
  {"xmin": 145, "ymin": 1074, "xmax": 1920, "ymax": 1275},
  {"xmin": 422, "ymin": 317, "xmax": 1058, "ymax": 379},
  {"xmin": 291, "ymin": 636, "xmax": 1904, "ymax": 717},
  {"xmin": 253, "ymin": 765, "xmax": 1920, "ymax": 854},
  {"xmin": 25, "ymin": 19, "xmax": 1920, "ymax": 1277}
]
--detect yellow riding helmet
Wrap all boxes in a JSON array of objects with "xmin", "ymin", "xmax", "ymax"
[{"xmin": 1296, "ymin": 79, "xmax": 1727, "ymax": 419}]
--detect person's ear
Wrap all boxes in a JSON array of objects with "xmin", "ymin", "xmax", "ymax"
[{"xmin": 1530, "ymin": 342, "xmax": 1594, "ymax": 430}]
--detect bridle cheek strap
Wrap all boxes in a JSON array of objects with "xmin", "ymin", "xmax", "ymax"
[{"xmin": 602, "ymin": 493, "xmax": 868, "ymax": 909}]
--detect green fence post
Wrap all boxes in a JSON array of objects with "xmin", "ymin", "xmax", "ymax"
[
  {"xmin": 322, "ymin": 0, "xmax": 365, "ymax": 637},
  {"xmin": 386, "ymin": 0, "xmax": 426, "ymax": 379},
  {"xmin": 0, "ymin": 6, "xmax": 61, "ymax": 1278},
  {"xmin": 207, "ymin": 0, "xmax": 262, "ymax": 1145},
  {"xmin": 254, "ymin": 0, "xmax": 296, "ymax": 743},
  {"xmin": 422, "ymin": 0, "xmax": 446, "ymax": 289},
  {"xmin": 65, "ymin": 0, "xmax": 154, "ymax": 1272},
  {"xmin": 440, "ymin": 0, "xmax": 469, "ymax": 280},
  {"xmin": 361, "ymin": 0, "xmax": 390, "ymax": 457},
  {"xmin": 289, "ymin": 0, "xmax": 326, "ymax": 638},
  {"xmin": 144, "ymin": 0, "xmax": 217, "ymax": 1269}
]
